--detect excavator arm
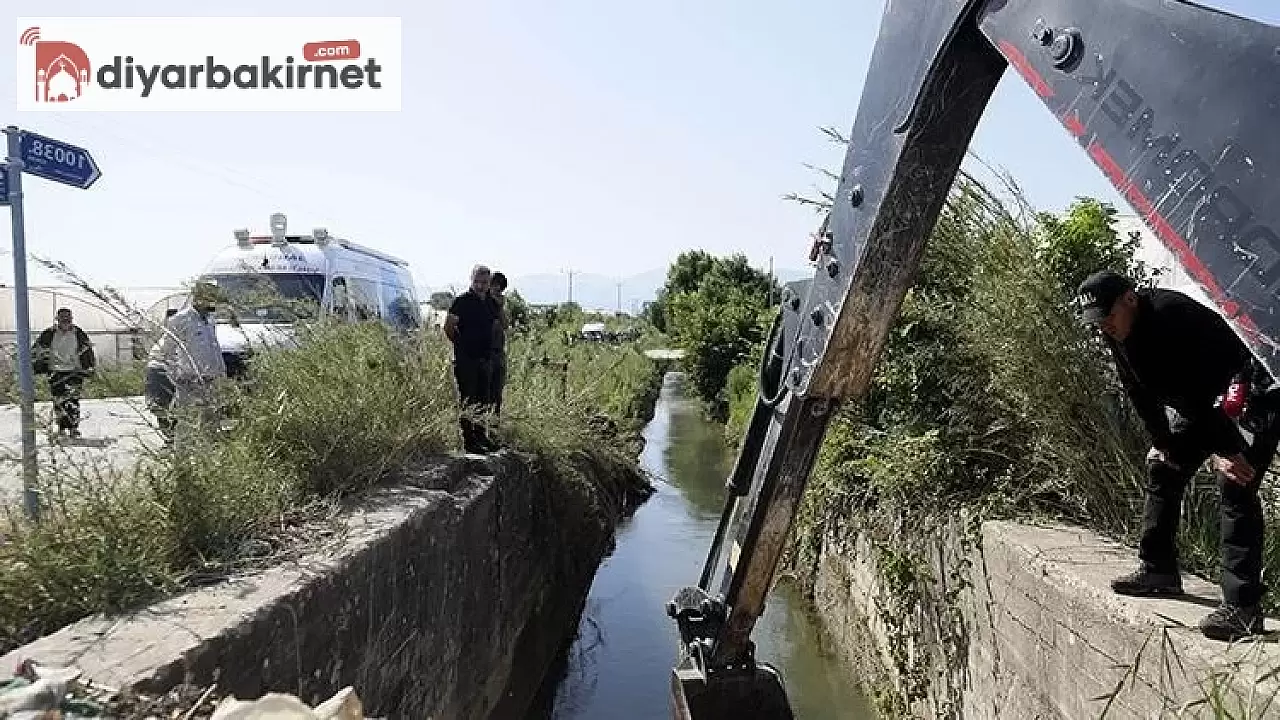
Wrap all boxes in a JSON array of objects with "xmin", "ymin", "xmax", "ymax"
[{"xmin": 668, "ymin": 1, "xmax": 1280, "ymax": 717}]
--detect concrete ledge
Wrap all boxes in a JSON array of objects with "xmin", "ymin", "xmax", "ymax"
[
  {"xmin": 814, "ymin": 518, "xmax": 1280, "ymax": 719},
  {"xmin": 1, "ymin": 451, "xmax": 637, "ymax": 719}
]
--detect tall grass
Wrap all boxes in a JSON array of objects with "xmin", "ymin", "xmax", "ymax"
[
  {"xmin": 0, "ymin": 356, "xmax": 147, "ymax": 404},
  {"xmin": 777, "ymin": 172, "xmax": 1149, "ymax": 559},
  {"xmin": 0, "ymin": 309, "xmax": 662, "ymax": 654}
]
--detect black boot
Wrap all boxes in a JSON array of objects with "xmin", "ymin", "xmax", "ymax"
[
  {"xmin": 1111, "ymin": 569, "xmax": 1183, "ymax": 597},
  {"xmin": 1199, "ymin": 603, "xmax": 1265, "ymax": 641}
]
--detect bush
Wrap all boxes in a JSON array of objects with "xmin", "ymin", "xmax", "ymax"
[
  {"xmin": 724, "ymin": 362, "xmax": 758, "ymax": 446},
  {"xmin": 655, "ymin": 252, "xmax": 776, "ymax": 416}
]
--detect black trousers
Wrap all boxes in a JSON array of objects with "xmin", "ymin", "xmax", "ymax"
[
  {"xmin": 49, "ymin": 371, "xmax": 84, "ymax": 431},
  {"xmin": 1140, "ymin": 409, "xmax": 1280, "ymax": 607},
  {"xmin": 145, "ymin": 366, "xmax": 176, "ymax": 439},
  {"xmin": 454, "ymin": 355, "xmax": 493, "ymax": 451},
  {"xmin": 490, "ymin": 354, "xmax": 507, "ymax": 416}
]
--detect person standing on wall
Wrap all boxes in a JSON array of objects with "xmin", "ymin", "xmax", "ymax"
[
  {"xmin": 32, "ymin": 308, "xmax": 96, "ymax": 439},
  {"xmin": 1076, "ymin": 270, "xmax": 1280, "ymax": 641},
  {"xmin": 444, "ymin": 265, "xmax": 498, "ymax": 454},
  {"xmin": 488, "ymin": 271, "xmax": 509, "ymax": 416}
]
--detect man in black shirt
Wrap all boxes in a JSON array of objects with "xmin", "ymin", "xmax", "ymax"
[
  {"xmin": 1078, "ymin": 270, "xmax": 1280, "ymax": 640},
  {"xmin": 445, "ymin": 265, "xmax": 499, "ymax": 453}
]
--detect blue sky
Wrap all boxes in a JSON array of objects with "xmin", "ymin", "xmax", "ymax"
[{"xmin": 2, "ymin": 0, "xmax": 1276, "ymax": 292}]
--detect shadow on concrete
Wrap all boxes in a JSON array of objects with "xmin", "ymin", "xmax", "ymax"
[
  {"xmin": 52, "ymin": 436, "xmax": 116, "ymax": 448},
  {"xmin": 1160, "ymin": 592, "xmax": 1224, "ymax": 611}
]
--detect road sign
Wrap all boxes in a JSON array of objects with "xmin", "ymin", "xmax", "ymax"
[
  {"xmin": 17, "ymin": 130, "xmax": 102, "ymax": 189},
  {"xmin": 1, "ymin": 125, "xmax": 104, "ymax": 522}
]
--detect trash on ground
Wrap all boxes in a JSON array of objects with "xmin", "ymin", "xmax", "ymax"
[{"xmin": 2, "ymin": 657, "xmax": 369, "ymax": 719}]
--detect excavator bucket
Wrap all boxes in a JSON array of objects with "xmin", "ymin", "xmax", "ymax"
[{"xmin": 671, "ymin": 661, "xmax": 793, "ymax": 720}]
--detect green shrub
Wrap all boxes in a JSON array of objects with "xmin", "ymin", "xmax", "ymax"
[
  {"xmin": 654, "ymin": 252, "xmax": 777, "ymax": 415},
  {"xmin": 789, "ymin": 175, "xmax": 1148, "ymax": 539}
]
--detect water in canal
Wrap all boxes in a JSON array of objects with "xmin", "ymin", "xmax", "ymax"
[{"xmin": 533, "ymin": 372, "xmax": 877, "ymax": 719}]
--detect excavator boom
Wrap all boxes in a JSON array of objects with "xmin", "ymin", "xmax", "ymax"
[{"xmin": 668, "ymin": 1, "xmax": 1280, "ymax": 717}]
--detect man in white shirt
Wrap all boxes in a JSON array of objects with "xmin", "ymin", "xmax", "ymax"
[
  {"xmin": 32, "ymin": 308, "xmax": 96, "ymax": 438},
  {"xmin": 145, "ymin": 283, "xmax": 226, "ymax": 442}
]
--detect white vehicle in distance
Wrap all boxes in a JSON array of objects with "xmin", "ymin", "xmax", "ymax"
[{"xmin": 194, "ymin": 212, "xmax": 422, "ymax": 376}]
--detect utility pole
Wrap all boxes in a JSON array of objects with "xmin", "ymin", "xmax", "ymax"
[
  {"xmin": 561, "ymin": 267, "xmax": 577, "ymax": 305},
  {"xmin": 616, "ymin": 280, "xmax": 622, "ymax": 315},
  {"xmin": 768, "ymin": 256, "xmax": 774, "ymax": 306}
]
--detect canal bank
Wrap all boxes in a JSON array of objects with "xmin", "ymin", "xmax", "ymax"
[
  {"xmin": 534, "ymin": 372, "xmax": 876, "ymax": 719},
  {"xmin": 1, "ymin": 446, "xmax": 654, "ymax": 719}
]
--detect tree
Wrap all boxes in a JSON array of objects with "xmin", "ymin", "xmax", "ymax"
[
  {"xmin": 648, "ymin": 250, "xmax": 720, "ymax": 333},
  {"xmin": 642, "ymin": 300, "xmax": 667, "ymax": 333},
  {"xmin": 428, "ymin": 291, "xmax": 455, "ymax": 311},
  {"xmin": 655, "ymin": 251, "xmax": 779, "ymax": 414},
  {"xmin": 665, "ymin": 250, "xmax": 718, "ymax": 296},
  {"xmin": 1036, "ymin": 198, "xmax": 1143, "ymax": 295},
  {"xmin": 667, "ymin": 286, "xmax": 767, "ymax": 410},
  {"xmin": 505, "ymin": 289, "xmax": 530, "ymax": 330},
  {"xmin": 698, "ymin": 254, "xmax": 777, "ymax": 308}
]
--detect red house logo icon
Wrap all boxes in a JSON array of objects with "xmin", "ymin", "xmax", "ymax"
[{"xmin": 20, "ymin": 27, "xmax": 92, "ymax": 103}]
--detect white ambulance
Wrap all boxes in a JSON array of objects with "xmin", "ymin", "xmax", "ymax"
[{"xmin": 193, "ymin": 213, "xmax": 422, "ymax": 375}]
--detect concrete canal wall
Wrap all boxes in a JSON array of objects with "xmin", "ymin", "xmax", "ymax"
[
  {"xmin": 810, "ymin": 518, "xmax": 1280, "ymax": 719},
  {"xmin": 1, "ymin": 451, "xmax": 651, "ymax": 719}
]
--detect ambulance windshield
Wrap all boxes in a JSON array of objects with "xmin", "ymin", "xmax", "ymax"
[{"xmin": 202, "ymin": 272, "xmax": 325, "ymax": 323}]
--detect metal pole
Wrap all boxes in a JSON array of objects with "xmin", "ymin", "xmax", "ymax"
[
  {"xmin": 767, "ymin": 256, "xmax": 774, "ymax": 306},
  {"xmin": 4, "ymin": 127, "xmax": 39, "ymax": 522}
]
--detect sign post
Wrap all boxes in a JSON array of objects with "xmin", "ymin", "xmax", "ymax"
[
  {"xmin": 2, "ymin": 125, "xmax": 102, "ymax": 522},
  {"xmin": 3, "ymin": 127, "xmax": 40, "ymax": 522}
]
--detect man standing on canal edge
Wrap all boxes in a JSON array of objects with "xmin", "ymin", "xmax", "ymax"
[
  {"xmin": 445, "ymin": 265, "xmax": 498, "ymax": 454},
  {"xmin": 1077, "ymin": 270, "xmax": 1280, "ymax": 641}
]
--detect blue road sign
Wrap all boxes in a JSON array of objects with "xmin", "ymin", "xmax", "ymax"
[
  {"xmin": 0, "ymin": 164, "xmax": 8, "ymax": 205},
  {"xmin": 17, "ymin": 130, "xmax": 101, "ymax": 189}
]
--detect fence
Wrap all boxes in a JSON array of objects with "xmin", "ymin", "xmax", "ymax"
[{"xmin": 0, "ymin": 330, "xmax": 148, "ymax": 372}]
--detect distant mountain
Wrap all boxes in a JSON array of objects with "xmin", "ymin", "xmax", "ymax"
[
  {"xmin": 420, "ymin": 265, "xmax": 813, "ymax": 314},
  {"xmin": 773, "ymin": 267, "xmax": 813, "ymax": 285}
]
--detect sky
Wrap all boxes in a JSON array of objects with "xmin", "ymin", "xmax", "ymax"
[{"xmin": 1, "ymin": 0, "xmax": 1277, "ymax": 294}]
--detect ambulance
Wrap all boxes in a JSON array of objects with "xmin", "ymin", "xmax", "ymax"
[{"xmin": 194, "ymin": 213, "xmax": 422, "ymax": 375}]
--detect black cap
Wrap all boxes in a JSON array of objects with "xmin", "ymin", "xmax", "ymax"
[{"xmin": 1076, "ymin": 270, "xmax": 1135, "ymax": 323}]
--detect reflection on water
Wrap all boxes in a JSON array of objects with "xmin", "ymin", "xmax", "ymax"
[{"xmin": 540, "ymin": 373, "xmax": 877, "ymax": 719}]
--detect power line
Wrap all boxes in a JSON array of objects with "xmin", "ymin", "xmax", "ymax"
[{"xmin": 37, "ymin": 114, "xmax": 340, "ymax": 228}]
